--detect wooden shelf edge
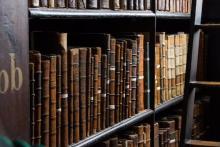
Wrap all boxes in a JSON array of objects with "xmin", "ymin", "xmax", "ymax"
[
  {"xmin": 69, "ymin": 109, "xmax": 153, "ymax": 147},
  {"xmin": 155, "ymin": 96, "xmax": 184, "ymax": 114},
  {"xmin": 156, "ymin": 11, "xmax": 191, "ymax": 19},
  {"xmin": 29, "ymin": 8, "xmax": 155, "ymax": 19}
]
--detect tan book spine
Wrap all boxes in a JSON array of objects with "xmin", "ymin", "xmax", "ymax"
[
  {"xmin": 48, "ymin": 0, "xmax": 55, "ymax": 7},
  {"xmin": 155, "ymin": 44, "xmax": 161, "ymax": 106},
  {"xmin": 56, "ymin": 0, "xmax": 66, "ymax": 7},
  {"xmin": 174, "ymin": 34, "xmax": 181, "ymax": 96}
]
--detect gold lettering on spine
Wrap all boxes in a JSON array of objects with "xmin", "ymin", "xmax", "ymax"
[{"xmin": 0, "ymin": 70, "xmax": 9, "ymax": 94}]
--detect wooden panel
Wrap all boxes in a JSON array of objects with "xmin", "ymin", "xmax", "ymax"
[{"xmin": 0, "ymin": 0, "xmax": 29, "ymax": 142}]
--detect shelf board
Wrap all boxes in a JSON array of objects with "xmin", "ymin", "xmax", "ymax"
[
  {"xmin": 29, "ymin": 8, "xmax": 155, "ymax": 19},
  {"xmin": 155, "ymin": 96, "xmax": 183, "ymax": 114},
  {"xmin": 69, "ymin": 109, "xmax": 153, "ymax": 147},
  {"xmin": 156, "ymin": 11, "xmax": 191, "ymax": 19}
]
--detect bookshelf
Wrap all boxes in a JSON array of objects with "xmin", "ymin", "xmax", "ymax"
[{"xmin": 0, "ymin": 0, "xmax": 191, "ymax": 146}]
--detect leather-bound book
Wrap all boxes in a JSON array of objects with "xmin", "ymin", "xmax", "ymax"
[
  {"xmin": 30, "ymin": 0, "xmax": 39, "ymax": 7},
  {"xmin": 155, "ymin": 43, "xmax": 161, "ymax": 106},
  {"xmin": 40, "ymin": 0, "xmax": 48, "ymax": 7},
  {"xmin": 68, "ymin": 49, "xmax": 74, "ymax": 144},
  {"xmin": 86, "ymin": 48, "xmax": 92, "ymax": 137},
  {"xmin": 134, "ymin": 125, "xmax": 144, "ymax": 147},
  {"xmin": 120, "ymin": 0, "xmax": 127, "ymax": 9},
  {"xmin": 165, "ymin": 0, "xmax": 169, "ymax": 11},
  {"xmin": 139, "ymin": 0, "xmax": 144, "ymax": 10},
  {"xmin": 154, "ymin": 123, "xmax": 159, "ymax": 147},
  {"xmin": 127, "ymin": 0, "xmax": 134, "ymax": 10},
  {"xmin": 98, "ymin": 0, "xmax": 109, "ymax": 9},
  {"xmin": 144, "ymin": 0, "xmax": 150, "ymax": 10},
  {"xmin": 101, "ymin": 55, "xmax": 108, "ymax": 129},
  {"xmin": 126, "ymin": 49, "xmax": 132, "ymax": 118},
  {"xmin": 159, "ymin": 129, "xmax": 169, "ymax": 147},
  {"xmin": 143, "ymin": 123, "xmax": 150, "ymax": 147},
  {"xmin": 144, "ymin": 41, "xmax": 150, "ymax": 109},
  {"xmin": 159, "ymin": 130, "xmax": 165, "ymax": 147},
  {"xmin": 109, "ymin": 38, "xmax": 116, "ymax": 126},
  {"xmin": 68, "ymin": 0, "xmax": 76, "ymax": 8},
  {"xmin": 137, "ymin": 34, "xmax": 145, "ymax": 112},
  {"xmin": 29, "ymin": 63, "xmax": 35, "ymax": 145},
  {"xmin": 90, "ymin": 56, "xmax": 95, "ymax": 135},
  {"xmin": 79, "ymin": 48, "xmax": 87, "ymax": 139},
  {"xmin": 48, "ymin": 55, "xmax": 57, "ymax": 147},
  {"xmin": 174, "ymin": 34, "xmax": 181, "ymax": 96},
  {"xmin": 56, "ymin": 54, "xmax": 62, "ymax": 147},
  {"xmin": 56, "ymin": 0, "xmax": 65, "ymax": 7},
  {"xmin": 122, "ymin": 41, "xmax": 127, "ymax": 120},
  {"xmin": 48, "ymin": 0, "xmax": 55, "ymax": 7},
  {"xmin": 30, "ymin": 51, "xmax": 42, "ymax": 145},
  {"xmin": 41, "ymin": 59, "xmax": 50, "ymax": 147},
  {"xmin": 77, "ymin": 0, "xmax": 86, "ymax": 8},
  {"xmin": 87, "ymin": 0, "xmax": 97, "ymax": 8},
  {"xmin": 115, "ymin": 43, "xmax": 121, "ymax": 123},
  {"xmin": 110, "ymin": 137, "xmax": 119, "ymax": 147},
  {"xmin": 110, "ymin": 0, "xmax": 120, "ymax": 10},
  {"xmin": 128, "ymin": 134, "xmax": 138, "ymax": 147},
  {"xmin": 93, "ymin": 54, "xmax": 98, "ymax": 134}
]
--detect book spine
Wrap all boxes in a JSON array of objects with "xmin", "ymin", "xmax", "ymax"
[
  {"xmin": 154, "ymin": 123, "xmax": 159, "ymax": 147},
  {"xmin": 101, "ymin": 55, "xmax": 107, "ymax": 129},
  {"xmin": 123, "ymin": 42, "xmax": 127, "ymax": 119},
  {"xmin": 68, "ymin": 0, "xmax": 77, "ymax": 8},
  {"xmin": 93, "ymin": 54, "xmax": 98, "ymax": 134},
  {"xmin": 41, "ymin": 59, "xmax": 50, "ymax": 147},
  {"xmin": 30, "ymin": 52, "xmax": 42, "ymax": 145},
  {"xmin": 71, "ymin": 49, "xmax": 80, "ymax": 143},
  {"xmin": 127, "ymin": 0, "xmax": 134, "ymax": 10},
  {"xmin": 120, "ymin": 0, "xmax": 127, "ymax": 9},
  {"xmin": 119, "ymin": 42, "xmax": 124, "ymax": 121},
  {"xmin": 56, "ymin": 0, "xmax": 66, "ymax": 7},
  {"xmin": 106, "ymin": 47, "xmax": 110, "ymax": 127},
  {"xmin": 30, "ymin": 0, "xmax": 40, "ymax": 7},
  {"xmin": 40, "ymin": 0, "xmax": 48, "ymax": 7},
  {"xmin": 126, "ymin": 49, "xmax": 132, "ymax": 117},
  {"xmin": 115, "ymin": 43, "xmax": 121, "ymax": 123},
  {"xmin": 77, "ymin": 0, "xmax": 86, "ymax": 8},
  {"xmin": 56, "ymin": 55, "xmax": 62, "ymax": 147},
  {"xmin": 79, "ymin": 48, "xmax": 87, "ymax": 139},
  {"xmin": 109, "ymin": 39, "xmax": 116, "ymax": 126},
  {"xmin": 139, "ymin": 0, "xmax": 144, "ymax": 10},
  {"xmin": 90, "ymin": 57, "xmax": 95, "ymax": 135},
  {"xmin": 86, "ymin": 48, "xmax": 91, "ymax": 137},
  {"xmin": 110, "ymin": 137, "xmax": 119, "ymax": 147},
  {"xmin": 110, "ymin": 0, "xmax": 120, "ymax": 10},
  {"xmin": 48, "ymin": 0, "xmax": 55, "ymax": 7},
  {"xmin": 49, "ymin": 56, "xmax": 57, "ymax": 147},
  {"xmin": 133, "ymin": 0, "xmax": 139, "ymax": 10},
  {"xmin": 98, "ymin": 0, "xmax": 109, "ymax": 9},
  {"xmin": 134, "ymin": 125, "xmax": 144, "ymax": 147},
  {"xmin": 97, "ymin": 48, "xmax": 102, "ymax": 132},
  {"xmin": 29, "ymin": 63, "xmax": 35, "ymax": 145},
  {"xmin": 144, "ymin": 42, "xmax": 150, "ymax": 109},
  {"xmin": 68, "ymin": 50, "xmax": 74, "ymax": 144},
  {"xmin": 143, "ymin": 124, "xmax": 151, "ymax": 147},
  {"xmin": 174, "ymin": 34, "xmax": 181, "ymax": 97},
  {"xmin": 87, "ymin": 0, "xmax": 98, "ymax": 8}
]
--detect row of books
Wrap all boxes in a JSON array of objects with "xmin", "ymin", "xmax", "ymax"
[
  {"xmin": 29, "ymin": 0, "xmax": 151, "ymax": 10},
  {"xmin": 29, "ymin": 32, "xmax": 148, "ymax": 147},
  {"xmin": 155, "ymin": 32, "xmax": 188, "ymax": 107},
  {"xmin": 157, "ymin": 0, "xmax": 191, "ymax": 13}
]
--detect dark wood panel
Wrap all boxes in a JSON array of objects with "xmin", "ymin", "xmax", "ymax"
[{"xmin": 0, "ymin": 0, "xmax": 29, "ymax": 142}]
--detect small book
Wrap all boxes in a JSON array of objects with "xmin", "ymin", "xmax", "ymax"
[{"xmin": 133, "ymin": 0, "xmax": 139, "ymax": 10}]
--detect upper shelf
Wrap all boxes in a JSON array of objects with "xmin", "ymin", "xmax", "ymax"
[{"xmin": 29, "ymin": 8, "xmax": 191, "ymax": 20}]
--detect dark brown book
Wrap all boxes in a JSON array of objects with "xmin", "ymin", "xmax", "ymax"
[
  {"xmin": 86, "ymin": 48, "xmax": 92, "ymax": 137},
  {"xmin": 101, "ymin": 55, "xmax": 108, "ymax": 129},
  {"xmin": 68, "ymin": 0, "xmax": 76, "ymax": 8},
  {"xmin": 87, "ymin": 0, "xmax": 97, "ymax": 8},
  {"xmin": 144, "ymin": 41, "xmax": 150, "ymax": 109},
  {"xmin": 120, "ymin": 0, "xmax": 127, "ymax": 9},
  {"xmin": 68, "ymin": 49, "xmax": 74, "ymax": 144},
  {"xmin": 48, "ymin": 55, "xmax": 57, "ymax": 147},
  {"xmin": 143, "ymin": 123, "xmax": 150, "ymax": 147},
  {"xmin": 56, "ymin": 55, "xmax": 62, "ymax": 147},
  {"xmin": 154, "ymin": 123, "xmax": 159, "ymax": 147},
  {"xmin": 30, "ymin": 51, "xmax": 42, "ymax": 145},
  {"xmin": 139, "ymin": 0, "xmax": 144, "ymax": 10},
  {"xmin": 56, "ymin": 0, "xmax": 65, "ymax": 7},
  {"xmin": 96, "ymin": 140, "xmax": 110, "ymax": 147},
  {"xmin": 110, "ymin": 137, "xmax": 119, "ymax": 147},
  {"xmin": 110, "ymin": 0, "xmax": 120, "ymax": 10},
  {"xmin": 109, "ymin": 38, "xmax": 116, "ymax": 126},
  {"xmin": 77, "ymin": 0, "xmax": 86, "ymax": 8},
  {"xmin": 40, "ymin": 0, "xmax": 48, "ymax": 7},
  {"xmin": 29, "ymin": 63, "xmax": 35, "ymax": 145},
  {"xmin": 128, "ymin": 134, "xmax": 138, "ymax": 147},
  {"xmin": 30, "ymin": 0, "xmax": 40, "ymax": 7},
  {"xmin": 41, "ymin": 59, "xmax": 50, "ymax": 147},
  {"xmin": 48, "ymin": 0, "xmax": 55, "ymax": 7},
  {"xmin": 126, "ymin": 49, "xmax": 132, "ymax": 118},
  {"xmin": 127, "ymin": 0, "xmax": 134, "ymax": 10},
  {"xmin": 134, "ymin": 125, "xmax": 144, "ymax": 147},
  {"xmin": 98, "ymin": 0, "xmax": 109, "ymax": 8},
  {"xmin": 93, "ymin": 54, "xmax": 98, "ymax": 134},
  {"xmin": 115, "ymin": 43, "xmax": 121, "ymax": 123},
  {"xmin": 90, "ymin": 56, "xmax": 95, "ymax": 135},
  {"xmin": 79, "ymin": 48, "xmax": 87, "ymax": 139}
]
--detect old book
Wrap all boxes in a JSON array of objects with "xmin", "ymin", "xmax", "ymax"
[
  {"xmin": 96, "ymin": 140, "xmax": 110, "ymax": 147},
  {"xmin": 144, "ymin": 41, "xmax": 150, "ymax": 109},
  {"xmin": 134, "ymin": 125, "xmax": 144, "ymax": 147},
  {"xmin": 110, "ymin": 0, "xmax": 120, "ymax": 10},
  {"xmin": 144, "ymin": 0, "xmax": 150, "ymax": 10},
  {"xmin": 56, "ymin": 55, "xmax": 62, "ymax": 147},
  {"xmin": 133, "ymin": 0, "xmax": 138, "ymax": 10},
  {"xmin": 126, "ymin": 48, "xmax": 132, "ymax": 118},
  {"xmin": 41, "ymin": 59, "xmax": 50, "ymax": 147},
  {"xmin": 77, "ymin": 0, "xmax": 86, "ymax": 8},
  {"xmin": 155, "ymin": 43, "xmax": 161, "ymax": 106},
  {"xmin": 174, "ymin": 34, "xmax": 181, "ymax": 96},
  {"xmin": 40, "ymin": 0, "xmax": 48, "ymax": 7},
  {"xmin": 143, "ymin": 123, "xmax": 150, "ymax": 147},
  {"xmin": 30, "ymin": 0, "xmax": 40, "ymax": 7},
  {"xmin": 122, "ymin": 41, "xmax": 127, "ymax": 120},
  {"xmin": 127, "ymin": 0, "xmax": 134, "ymax": 10},
  {"xmin": 139, "ymin": 0, "xmax": 144, "ymax": 10},
  {"xmin": 154, "ymin": 123, "xmax": 159, "ymax": 147},
  {"xmin": 90, "ymin": 56, "xmax": 95, "ymax": 135},
  {"xmin": 109, "ymin": 38, "xmax": 116, "ymax": 126},
  {"xmin": 86, "ymin": 48, "xmax": 92, "ymax": 137},
  {"xmin": 128, "ymin": 134, "xmax": 138, "ymax": 147},
  {"xmin": 110, "ymin": 137, "xmax": 118, "ymax": 147},
  {"xmin": 29, "ymin": 63, "xmax": 35, "ymax": 145},
  {"xmin": 98, "ymin": 0, "xmax": 109, "ymax": 9},
  {"xmin": 68, "ymin": 0, "xmax": 77, "ymax": 8},
  {"xmin": 48, "ymin": 0, "xmax": 55, "ymax": 7},
  {"xmin": 48, "ymin": 55, "xmax": 57, "ymax": 147},
  {"xmin": 120, "ymin": 0, "xmax": 127, "ymax": 9},
  {"xmin": 93, "ymin": 54, "xmax": 98, "ymax": 134},
  {"xmin": 29, "ymin": 51, "xmax": 42, "ymax": 145},
  {"xmin": 159, "ymin": 130, "xmax": 165, "ymax": 147},
  {"xmin": 101, "ymin": 55, "xmax": 108, "ymax": 129},
  {"xmin": 56, "ymin": 0, "xmax": 65, "ymax": 7},
  {"xmin": 79, "ymin": 48, "xmax": 87, "ymax": 139},
  {"xmin": 159, "ymin": 129, "xmax": 169, "ymax": 147},
  {"xmin": 87, "ymin": 0, "xmax": 97, "ymax": 8},
  {"xmin": 165, "ymin": 0, "xmax": 169, "ymax": 11}
]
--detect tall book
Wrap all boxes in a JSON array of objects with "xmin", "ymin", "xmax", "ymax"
[
  {"xmin": 174, "ymin": 34, "xmax": 181, "ymax": 96},
  {"xmin": 144, "ymin": 41, "xmax": 150, "ymax": 109},
  {"xmin": 79, "ymin": 48, "xmax": 87, "ymax": 139},
  {"xmin": 126, "ymin": 48, "xmax": 132, "ymax": 118},
  {"xmin": 139, "ymin": 0, "xmax": 144, "ymax": 10},
  {"xmin": 143, "ymin": 124, "xmax": 151, "ymax": 147},
  {"xmin": 41, "ymin": 59, "xmax": 50, "ymax": 147},
  {"xmin": 30, "ymin": 51, "xmax": 42, "ymax": 145},
  {"xmin": 90, "ymin": 57, "xmax": 95, "ymax": 134},
  {"xmin": 134, "ymin": 125, "xmax": 144, "ymax": 147},
  {"xmin": 154, "ymin": 123, "xmax": 159, "ymax": 147},
  {"xmin": 155, "ymin": 44, "xmax": 161, "ymax": 106},
  {"xmin": 48, "ymin": 55, "xmax": 57, "ymax": 147},
  {"xmin": 87, "ymin": 0, "xmax": 98, "ymax": 8}
]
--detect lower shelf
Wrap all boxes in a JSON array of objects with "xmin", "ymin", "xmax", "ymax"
[{"xmin": 70, "ymin": 109, "xmax": 153, "ymax": 147}]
